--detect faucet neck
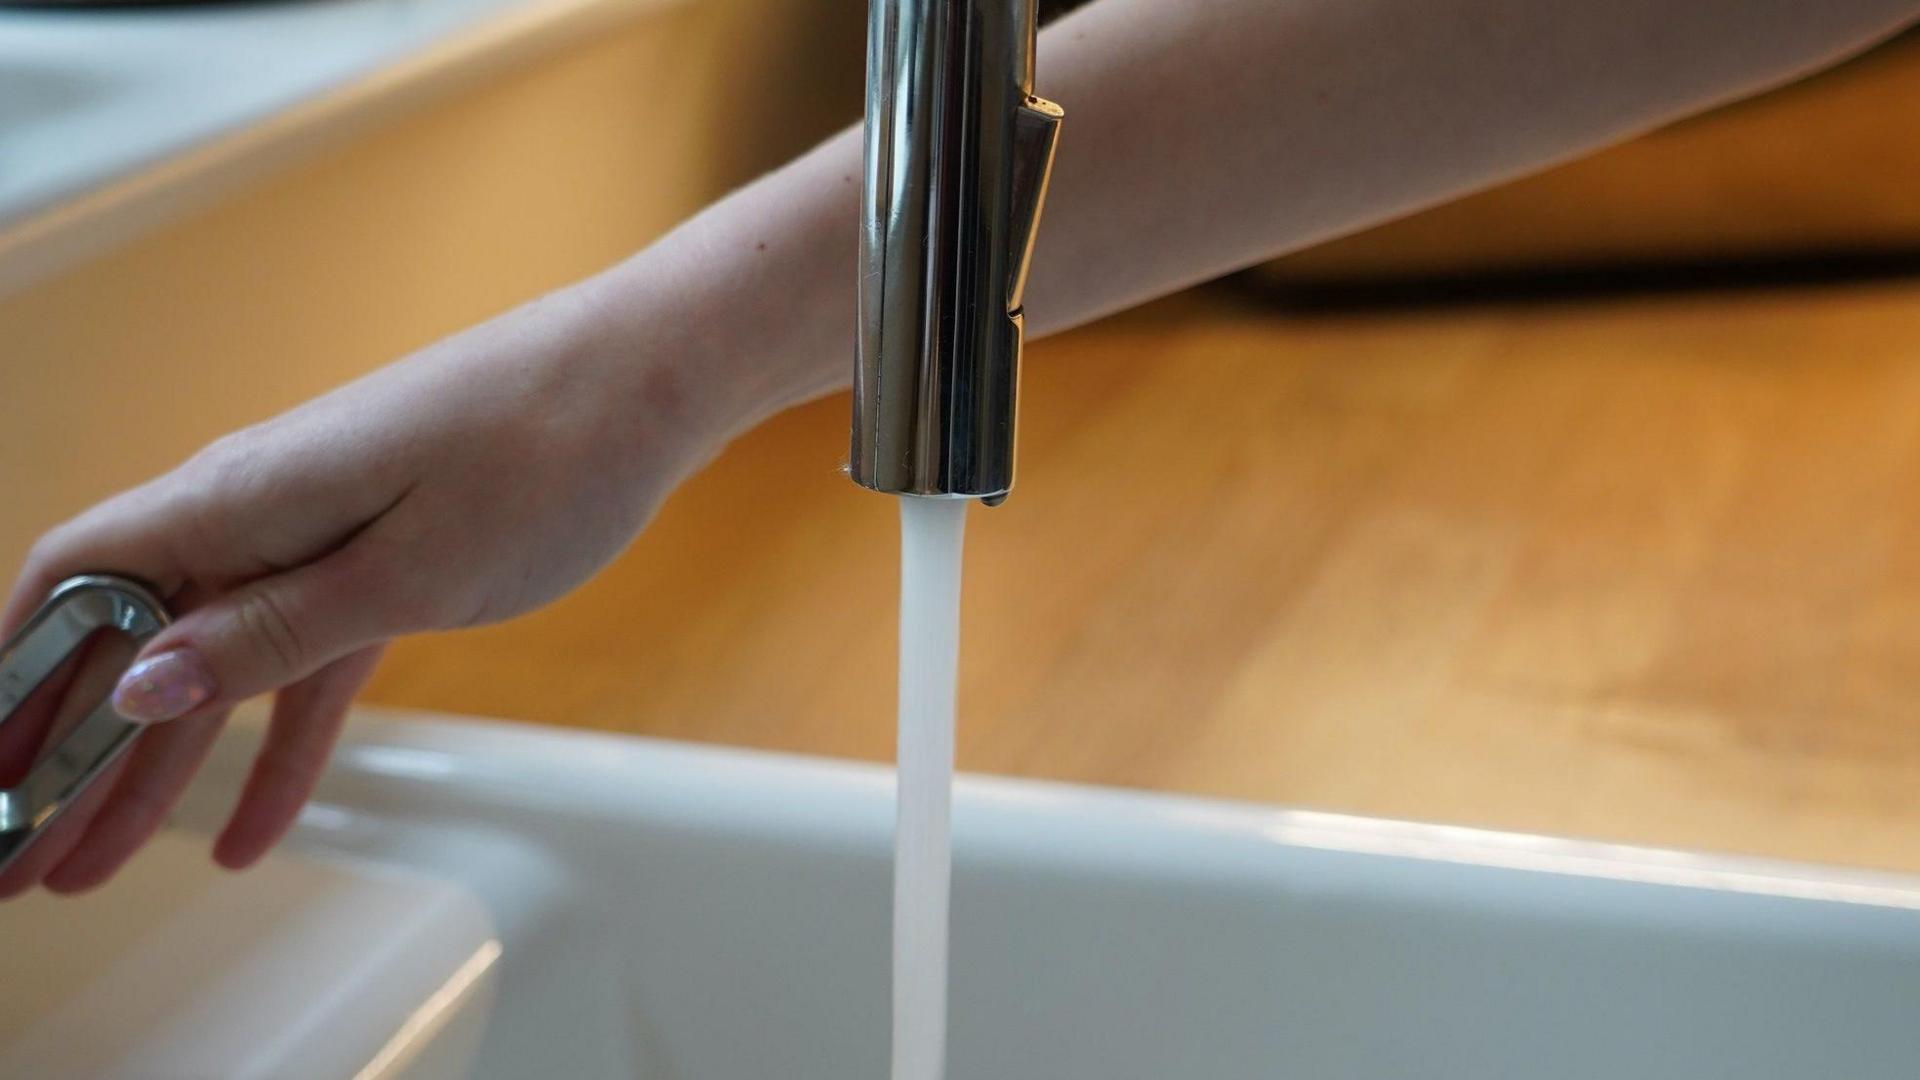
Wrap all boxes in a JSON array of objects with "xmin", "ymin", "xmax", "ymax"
[{"xmin": 851, "ymin": 0, "xmax": 1062, "ymax": 501}]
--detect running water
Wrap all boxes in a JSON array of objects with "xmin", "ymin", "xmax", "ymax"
[{"xmin": 892, "ymin": 495, "xmax": 969, "ymax": 1080}]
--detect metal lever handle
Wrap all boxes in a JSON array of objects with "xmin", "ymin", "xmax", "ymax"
[
  {"xmin": 0, "ymin": 575, "xmax": 170, "ymax": 875},
  {"xmin": 1006, "ymin": 96, "xmax": 1063, "ymax": 315}
]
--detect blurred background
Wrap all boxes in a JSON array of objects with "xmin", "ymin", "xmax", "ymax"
[{"xmin": 5, "ymin": 3, "xmax": 1920, "ymax": 871}]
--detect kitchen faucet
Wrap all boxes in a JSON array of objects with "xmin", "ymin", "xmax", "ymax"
[{"xmin": 850, "ymin": 0, "xmax": 1063, "ymax": 504}]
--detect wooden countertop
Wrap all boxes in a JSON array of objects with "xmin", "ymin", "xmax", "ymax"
[{"xmin": 366, "ymin": 278, "xmax": 1920, "ymax": 875}]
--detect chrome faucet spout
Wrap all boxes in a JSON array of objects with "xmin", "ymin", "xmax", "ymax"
[{"xmin": 851, "ymin": 0, "xmax": 1062, "ymax": 503}]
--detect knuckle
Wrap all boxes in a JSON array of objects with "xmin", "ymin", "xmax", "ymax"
[
  {"xmin": 22, "ymin": 519, "xmax": 99, "ymax": 586},
  {"xmin": 188, "ymin": 429, "xmax": 253, "ymax": 472},
  {"xmin": 180, "ymin": 440, "xmax": 231, "ymax": 493},
  {"xmin": 182, "ymin": 430, "xmax": 268, "ymax": 510},
  {"xmin": 22, "ymin": 528, "xmax": 68, "ymax": 574},
  {"xmin": 235, "ymin": 588, "xmax": 308, "ymax": 677},
  {"xmin": 175, "ymin": 438, "xmax": 254, "ymax": 551},
  {"xmin": 186, "ymin": 433, "xmax": 247, "ymax": 486}
]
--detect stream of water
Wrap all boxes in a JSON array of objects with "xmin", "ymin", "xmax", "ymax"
[{"xmin": 892, "ymin": 495, "xmax": 969, "ymax": 1080}]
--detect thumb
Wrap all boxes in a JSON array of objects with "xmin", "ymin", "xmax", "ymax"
[{"xmin": 111, "ymin": 555, "xmax": 394, "ymax": 724}]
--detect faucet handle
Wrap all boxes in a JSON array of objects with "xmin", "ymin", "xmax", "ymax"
[
  {"xmin": 0, "ymin": 575, "xmax": 170, "ymax": 875},
  {"xmin": 1006, "ymin": 96, "xmax": 1064, "ymax": 314}
]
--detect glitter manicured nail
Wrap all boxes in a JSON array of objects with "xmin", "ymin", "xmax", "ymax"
[{"xmin": 112, "ymin": 649, "xmax": 216, "ymax": 723}]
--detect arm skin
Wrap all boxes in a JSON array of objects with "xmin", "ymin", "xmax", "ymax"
[
  {"xmin": 596, "ymin": 0, "xmax": 1920, "ymax": 422},
  {"xmin": 3, "ymin": 0, "xmax": 1914, "ymax": 896}
]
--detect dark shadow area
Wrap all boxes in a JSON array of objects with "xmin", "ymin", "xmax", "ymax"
[{"xmin": 1231, "ymin": 248, "xmax": 1920, "ymax": 315}]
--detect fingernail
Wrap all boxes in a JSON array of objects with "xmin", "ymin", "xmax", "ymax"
[{"xmin": 112, "ymin": 649, "xmax": 216, "ymax": 723}]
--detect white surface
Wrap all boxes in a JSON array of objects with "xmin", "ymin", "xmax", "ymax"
[
  {"xmin": 7, "ymin": 708, "xmax": 1920, "ymax": 1077},
  {"xmin": 0, "ymin": 829, "xmax": 499, "ymax": 1079},
  {"xmin": 0, "ymin": 0, "xmax": 667, "ymax": 294}
]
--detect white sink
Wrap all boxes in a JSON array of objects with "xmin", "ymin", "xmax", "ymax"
[{"xmin": 3, "ymin": 708, "xmax": 1918, "ymax": 1078}]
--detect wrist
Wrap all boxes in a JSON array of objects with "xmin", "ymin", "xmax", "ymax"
[{"xmin": 584, "ymin": 130, "xmax": 863, "ymax": 446}]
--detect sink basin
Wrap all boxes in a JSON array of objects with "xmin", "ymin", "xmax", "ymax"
[
  {"xmin": 3, "ymin": 708, "xmax": 1918, "ymax": 1078},
  {"xmin": 0, "ymin": 61, "xmax": 115, "ymax": 138}
]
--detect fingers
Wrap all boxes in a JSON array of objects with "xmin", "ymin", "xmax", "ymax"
[
  {"xmin": 41, "ymin": 710, "xmax": 228, "ymax": 895},
  {"xmin": 4, "ymin": 645, "xmax": 382, "ymax": 895},
  {"xmin": 111, "ymin": 543, "xmax": 408, "ymax": 725},
  {"xmin": 214, "ymin": 646, "xmax": 383, "ymax": 870}
]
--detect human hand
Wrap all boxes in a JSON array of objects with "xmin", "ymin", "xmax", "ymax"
[{"xmin": 0, "ymin": 278, "xmax": 756, "ymax": 896}]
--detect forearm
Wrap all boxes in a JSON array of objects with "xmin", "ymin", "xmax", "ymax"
[
  {"xmin": 589, "ymin": 0, "xmax": 1920, "ymax": 427},
  {"xmin": 1027, "ymin": 0, "xmax": 1919, "ymax": 329}
]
